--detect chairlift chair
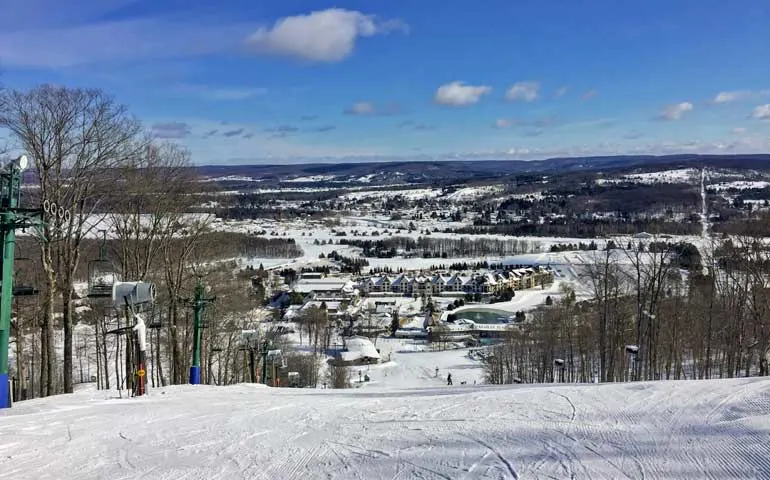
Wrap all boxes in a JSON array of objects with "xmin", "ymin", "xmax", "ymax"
[
  {"xmin": 12, "ymin": 257, "xmax": 39, "ymax": 296},
  {"xmin": 147, "ymin": 305, "xmax": 163, "ymax": 329},
  {"xmin": 87, "ymin": 258, "xmax": 117, "ymax": 298},
  {"xmin": 88, "ymin": 231, "xmax": 116, "ymax": 299}
]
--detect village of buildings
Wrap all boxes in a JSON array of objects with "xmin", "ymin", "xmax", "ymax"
[{"xmin": 257, "ymin": 261, "xmax": 556, "ymax": 366}]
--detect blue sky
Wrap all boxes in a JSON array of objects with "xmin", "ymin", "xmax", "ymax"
[{"xmin": 1, "ymin": 0, "xmax": 770, "ymax": 164}]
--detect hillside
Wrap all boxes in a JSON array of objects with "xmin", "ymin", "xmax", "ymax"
[
  {"xmin": 197, "ymin": 154, "xmax": 770, "ymax": 185},
  {"xmin": 2, "ymin": 353, "xmax": 769, "ymax": 479}
]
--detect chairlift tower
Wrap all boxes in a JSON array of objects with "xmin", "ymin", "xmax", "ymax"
[
  {"xmin": 0, "ymin": 156, "xmax": 54, "ymax": 409},
  {"xmin": 184, "ymin": 277, "xmax": 215, "ymax": 385}
]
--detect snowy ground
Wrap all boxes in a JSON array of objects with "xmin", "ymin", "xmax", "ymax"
[
  {"xmin": 362, "ymin": 338, "xmax": 486, "ymax": 389},
  {"xmin": 2, "ymin": 375, "xmax": 769, "ymax": 480}
]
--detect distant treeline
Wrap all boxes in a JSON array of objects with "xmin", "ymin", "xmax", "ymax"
[
  {"xmin": 454, "ymin": 218, "xmax": 700, "ymax": 237},
  {"xmin": 368, "ymin": 261, "xmax": 505, "ymax": 275},
  {"xmin": 550, "ymin": 242, "xmax": 600, "ymax": 252},
  {"xmin": 339, "ymin": 236, "xmax": 541, "ymax": 258}
]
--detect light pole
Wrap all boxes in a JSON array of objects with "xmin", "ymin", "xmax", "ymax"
[{"xmin": 0, "ymin": 155, "xmax": 45, "ymax": 409}]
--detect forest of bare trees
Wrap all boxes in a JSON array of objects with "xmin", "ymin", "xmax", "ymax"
[
  {"xmin": 482, "ymin": 238, "xmax": 770, "ymax": 384},
  {"xmin": 0, "ymin": 84, "xmax": 307, "ymax": 401}
]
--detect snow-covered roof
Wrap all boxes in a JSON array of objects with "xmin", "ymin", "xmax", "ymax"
[
  {"xmin": 343, "ymin": 336, "xmax": 381, "ymax": 360},
  {"xmin": 303, "ymin": 301, "xmax": 341, "ymax": 311},
  {"xmin": 446, "ymin": 274, "xmax": 463, "ymax": 285},
  {"xmin": 339, "ymin": 351, "xmax": 364, "ymax": 362},
  {"xmin": 294, "ymin": 279, "xmax": 348, "ymax": 293}
]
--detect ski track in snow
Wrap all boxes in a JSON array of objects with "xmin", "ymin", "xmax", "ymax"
[{"xmin": 2, "ymin": 376, "xmax": 770, "ymax": 480}]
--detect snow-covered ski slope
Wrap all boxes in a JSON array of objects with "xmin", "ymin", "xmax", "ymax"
[{"xmin": 2, "ymin": 376, "xmax": 770, "ymax": 479}]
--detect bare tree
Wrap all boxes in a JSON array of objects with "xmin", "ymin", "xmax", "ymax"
[
  {"xmin": 327, "ymin": 362, "xmax": 351, "ymax": 389},
  {"xmin": 0, "ymin": 85, "xmax": 142, "ymax": 395},
  {"xmin": 110, "ymin": 141, "xmax": 197, "ymax": 281},
  {"xmin": 161, "ymin": 218, "xmax": 212, "ymax": 384}
]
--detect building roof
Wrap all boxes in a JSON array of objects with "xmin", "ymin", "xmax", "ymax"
[
  {"xmin": 294, "ymin": 279, "xmax": 349, "ymax": 294},
  {"xmin": 303, "ymin": 300, "xmax": 341, "ymax": 311},
  {"xmin": 343, "ymin": 335, "xmax": 381, "ymax": 360}
]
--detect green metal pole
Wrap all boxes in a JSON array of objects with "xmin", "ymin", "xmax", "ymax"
[
  {"xmin": 189, "ymin": 279, "xmax": 204, "ymax": 384},
  {"xmin": 261, "ymin": 339, "xmax": 269, "ymax": 385},
  {"xmin": 0, "ymin": 167, "xmax": 21, "ymax": 408}
]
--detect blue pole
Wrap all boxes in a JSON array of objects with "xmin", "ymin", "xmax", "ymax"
[
  {"xmin": 189, "ymin": 279, "xmax": 204, "ymax": 385},
  {"xmin": 0, "ymin": 373, "xmax": 9, "ymax": 409},
  {"xmin": 189, "ymin": 365, "xmax": 200, "ymax": 385}
]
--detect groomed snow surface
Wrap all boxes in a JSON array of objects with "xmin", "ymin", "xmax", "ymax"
[{"xmin": 2, "ymin": 341, "xmax": 770, "ymax": 480}]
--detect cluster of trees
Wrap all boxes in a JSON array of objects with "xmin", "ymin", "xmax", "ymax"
[
  {"xmin": 1, "ymin": 84, "xmax": 304, "ymax": 399},
  {"xmin": 489, "ymin": 288, "xmax": 516, "ymax": 303},
  {"xmin": 340, "ymin": 236, "xmax": 541, "ymax": 258},
  {"xmin": 324, "ymin": 250, "xmax": 369, "ymax": 274},
  {"xmin": 482, "ymin": 237, "xmax": 770, "ymax": 385},
  {"xmin": 550, "ymin": 242, "xmax": 599, "ymax": 252},
  {"xmin": 1, "ymin": 85, "xmax": 193, "ymax": 397},
  {"xmin": 445, "ymin": 299, "xmax": 466, "ymax": 311},
  {"xmin": 436, "ymin": 261, "xmax": 505, "ymax": 271},
  {"xmin": 233, "ymin": 235, "xmax": 302, "ymax": 258}
]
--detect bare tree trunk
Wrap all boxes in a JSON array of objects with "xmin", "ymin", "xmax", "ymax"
[
  {"xmin": 62, "ymin": 285, "xmax": 73, "ymax": 393},
  {"xmin": 156, "ymin": 327, "xmax": 165, "ymax": 386},
  {"xmin": 15, "ymin": 323, "xmax": 25, "ymax": 400},
  {"xmin": 45, "ymin": 292, "xmax": 56, "ymax": 396},
  {"xmin": 101, "ymin": 316, "xmax": 110, "ymax": 390},
  {"xmin": 39, "ymin": 324, "xmax": 47, "ymax": 397}
]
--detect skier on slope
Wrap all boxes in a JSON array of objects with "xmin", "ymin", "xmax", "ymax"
[{"xmin": 447, "ymin": 373, "xmax": 453, "ymax": 386}]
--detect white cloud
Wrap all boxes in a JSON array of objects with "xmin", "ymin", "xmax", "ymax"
[
  {"xmin": 713, "ymin": 89, "xmax": 770, "ymax": 104},
  {"xmin": 554, "ymin": 86, "xmax": 568, "ymax": 98},
  {"xmin": 342, "ymin": 101, "xmax": 401, "ymax": 116},
  {"xmin": 434, "ymin": 81, "xmax": 492, "ymax": 107},
  {"xmin": 713, "ymin": 90, "xmax": 752, "ymax": 104},
  {"xmin": 505, "ymin": 81, "xmax": 540, "ymax": 102},
  {"xmin": 731, "ymin": 127, "xmax": 747, "ymax": 135},
  {"xmin": 659, "ymin": 102, "xmax": 694, "ymax": 120},
  {"xmin": 752, "ymin": 104, "xmax": 770, "ymax": 120},
  {"xmin": 581, "ymin": 89, "xmax": 598, "ymax": 101},
  {"xmin": 245, "ymin": 9, "xmax": 407, "ymax": 63},
  {"xmin": 344, "ymin": 102, "xmax": 376, "ymax": 115},
  {"xmin": 495, "ymin": 119, "xmax": 512, "ymax": 129}
]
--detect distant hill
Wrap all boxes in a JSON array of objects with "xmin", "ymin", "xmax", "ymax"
[{"xmin": 197, "ymin": 154, "xmax": 770, "ymax": 185}]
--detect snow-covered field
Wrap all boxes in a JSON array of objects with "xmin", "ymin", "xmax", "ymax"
[
  {"xmin": 708, "ymin": 180, "xmax": 770, "ymax": 191},
  {"xmin": 597, "ymin": 168, "xmax": 700, "ymax": 185},
  {"xmin": 445, "ymin": 185, "xmax": 504, "ymax": 201},
  {"xmin": 341, "ymin": 188, "xmax": 443, "ymax": 201},
  {"xmin": 2, "ymin": 373, "xmax": 769, "ymax": 479}
]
